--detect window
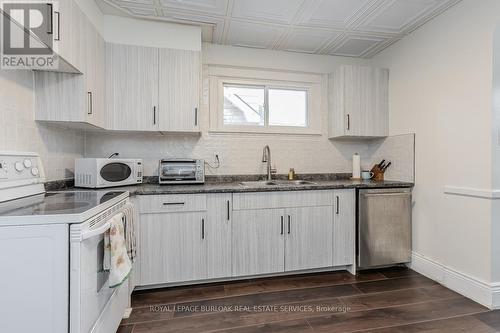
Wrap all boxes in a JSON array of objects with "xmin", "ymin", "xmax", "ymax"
[{"xmin": 223, "ymin": 84, "xmax": 308, "ymax": 128}]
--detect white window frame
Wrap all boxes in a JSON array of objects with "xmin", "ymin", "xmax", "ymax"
[{"xmin": 209, "ymin": 66, "xmax": 322, "ymax": 135}]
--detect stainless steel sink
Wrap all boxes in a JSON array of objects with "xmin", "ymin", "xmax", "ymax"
[
  {"xmin": 239, "ymin": 180, "xmax": 317, "ymax": 187},
  {"xmin": 284, "ymin": 180, "xmax": 316, "ymax": 185},
  {"xmin": 239, "ymin": 181, "xmax": 279, "ymax": 187}
]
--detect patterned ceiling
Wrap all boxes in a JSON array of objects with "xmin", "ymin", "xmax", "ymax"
[{"xmin": 98, "ymin": 0, "xmax": 461, "ymax": 58}]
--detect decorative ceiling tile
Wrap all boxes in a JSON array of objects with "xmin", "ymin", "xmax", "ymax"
[
  {"xmin": 99, "ymin": 0, "xmax": 462, "ymax": 58},
  {"xmin": 329, "ymin": 35, "xmax": 386, "ymax": 57},
  {"xmin": 159, "ymin": 0, "xmax": 228, "ymax": 16},
  {"xmin": 119, "ymin": 4, "xmax": 159, "ymax": 16},
  {"xmin": 226, "ymin": 21, "xmax": 286, "ymax": 49},
  {"xmin": 357, "ymin": 0, "xmax": 445, "ymax": 34},
  {"xmin": 298, "ymin": 0, "xmax": 376, "ymax": 28},
  {"xmin": 231, "ymin": 0, "xmax": 305, "ymax": 24},
  {"xmin": 281, "ymin": 28, "xmax": 340, "ymax": 54}
]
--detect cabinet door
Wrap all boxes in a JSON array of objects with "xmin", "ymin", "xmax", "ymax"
[
  {"xmin": 284, "ymin": 206, "xmax": 333, "ymax": 272},
  {"xmin": 106, "ymin": 43, "xmax": 159, "ymax": 131},
  {"xmin": 206, "ymin": 194, "xmax": 232, "ymax": 279},
  {"xmin": 72, "ymin": 2, "xmax": 87, "ymax": 74},
  {"xmin": 232, "ymin": 209, "xmax": 285, "ymax": 277},
  {"xmin": 84, "ymin": 21, "xmax": 97, "ymax": 125},
  {"xmin": 329, "ymin": 65, "xmax": 388, "ymax": 138},
  {"xmin": 95, "ymin": 34, "xmax": 106, "ymax": 127},
  {"xmin": 53, "ymin": 0, "xmax": 73, "ymax": 66},
  {"xmin": 332, "ymin": 189, "xmax": 356, "ymax": 266},
  {"xmin": 140, "ymin": 212, "xmax": 207, "ymax": 285},
  {"xmin": 158, "ymin": 49, "xmax": 200, "ymax": 132}
]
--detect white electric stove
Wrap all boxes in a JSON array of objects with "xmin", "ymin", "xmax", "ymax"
[{"xmin": 0, "ymin": 152, "xmax": 131, "ymax": 333}]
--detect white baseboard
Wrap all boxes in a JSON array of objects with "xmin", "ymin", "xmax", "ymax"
[{"xmin": 409, "ymin": 252, "xmax": 500, "ymax": 309}]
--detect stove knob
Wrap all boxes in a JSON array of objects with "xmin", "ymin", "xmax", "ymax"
[
  {"xmin": 14, "ymin": 161, "xmax": 24, "ymax": 172},
  {"xmin": 23, "ymin": 159, "xmax": 32, "ymax": 168},
  {"xmin": 31, "ymin": 167, "xmax": 39, "ymax": 176}
]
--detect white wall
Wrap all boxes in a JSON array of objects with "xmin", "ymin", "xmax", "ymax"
[
  {"xmin": 0, "ymin": 69, "xmax": 85, "ymax": 180},
  {"xmin": 372, "ymin": 0, "xmax": 500, "ymax": 289},
  {"xmin": 491, "ymin": 25, "xmax": 500, "ymax": 286}
]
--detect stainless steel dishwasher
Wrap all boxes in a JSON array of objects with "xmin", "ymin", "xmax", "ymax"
[{"xmin": 358, "ymin": 188, "xmax": 412, "ymax": 269}]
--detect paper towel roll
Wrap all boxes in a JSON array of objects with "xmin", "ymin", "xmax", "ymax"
[{"xmin": 352, "ymin": 153, "xmax": 361, "ymax": 179}]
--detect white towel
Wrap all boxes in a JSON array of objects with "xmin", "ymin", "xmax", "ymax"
[
  {"xmin": 104, "ymin": 212, "xmax": 132, "ymax": 288},
  {"xmin": 122, "ymin": 203, "xmax": 137, "ymax": 263}
]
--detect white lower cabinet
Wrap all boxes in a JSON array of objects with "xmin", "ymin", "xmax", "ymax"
[
  {"xmin": 232, "ymin": 209, "xmax": 285, "ymax": 276},
  {"xmin": 138, "ymin": 193, "xmax": 232, "ymax": 286},
  {"xmin": 138, "ymin": 189, "xmax": 355, "ymax": 287},
  {"xmin": 285, "ymin": 206, "xmax": 333, "ymax": 272},
  {"xmin": 333, "ymin": 189, "xmax": 356, "ymax": 266},
  {"xmin": 140, "ymin": 211, "xmax": 207, "ymax": 285},
  {"xmin": 232, "ymin": 190, "xmax": 355, "ymax": 277},
  {"xmin": 206, "ymin": 194, "xmax": 232, "ymax": 279}
]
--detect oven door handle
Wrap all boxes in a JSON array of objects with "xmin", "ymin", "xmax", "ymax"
[{"xmin": 81, "ymin": 221, "xmax": 111, "ymax": 240}]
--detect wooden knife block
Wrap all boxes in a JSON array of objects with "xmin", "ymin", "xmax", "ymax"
[{"xmin": 370, "ymin": 165, "xmax": 385, "ymax": 181}]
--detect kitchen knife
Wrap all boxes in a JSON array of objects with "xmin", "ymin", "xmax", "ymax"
[
  {"xmin": 382, "ymin": 162, "xmax": 392, "ymax": 172},
  {"xmin": 378, "ymin": 159, "xmax": 385, "ymax": 168}
]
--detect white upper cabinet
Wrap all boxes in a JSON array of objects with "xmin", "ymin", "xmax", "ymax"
[
  {"xmin": 34, "ymin": 3, "xmax": 106, "ymax": 129},
  {"xmin": 106, "ymin": 43, "xmax": 201, "ymax": 132},
  {"xmin": 106, "ymin": 43, "xmax": 159, "ymax": 131},
  {"xmin": 159, "ymin": 49, "xmax": 201, "ymax": 132},
  {"xmin": 329, "ymin": 65, "xmax": 389, "ymax": 139}
]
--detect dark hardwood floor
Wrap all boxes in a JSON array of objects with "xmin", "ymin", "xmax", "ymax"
[{"xmin": 117, "ymin": 268, "xmax": 500, "ymax": 332}]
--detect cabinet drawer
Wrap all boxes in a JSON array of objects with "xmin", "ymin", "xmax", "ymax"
[
  {"xmin": 138, "ymin": 194, "xmax": 207, "ymax": 213},
  {"xmin": 233, "ymin": 191, "xmax": 334, "ymax": 210}
]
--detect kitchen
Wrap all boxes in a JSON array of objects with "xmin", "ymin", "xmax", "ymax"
[{"xmin": 0, "ymin": 0, "xmax": 499, "ymax": 332}]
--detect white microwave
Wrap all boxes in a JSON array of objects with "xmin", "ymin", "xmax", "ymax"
[{"xmin": 75, "ymin": 158, "xmax": 143, "ymax": 188}]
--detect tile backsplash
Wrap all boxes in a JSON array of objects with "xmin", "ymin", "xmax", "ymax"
[
  {"xmin": 84, "ymin": 131, "xmax": 415, "ymax": 181},
  {"xmin": 0, "ymin": 69, "xmax": 85, "ymax": 180}
]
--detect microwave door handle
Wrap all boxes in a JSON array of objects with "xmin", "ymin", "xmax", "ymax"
[{"xmin": 81, "ymin": 221, "xmax": 111, "ymax": 240}]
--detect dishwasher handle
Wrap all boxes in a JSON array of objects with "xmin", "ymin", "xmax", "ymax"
[{"xmin": 361, "ymin": 192, "xmax": 411, "ymax": 198}]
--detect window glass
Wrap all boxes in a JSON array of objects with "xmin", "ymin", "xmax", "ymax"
[
  {"xmin": 223, "ymin": 85, "xmax": 265, "ymax": 126},
  {"xmin": 268, "ymin": 88, "xmax": 307, "ymax": 127}
]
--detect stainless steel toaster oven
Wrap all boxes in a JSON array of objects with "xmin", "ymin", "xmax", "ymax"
[{"xmin": 159, "ymin": 159, "xmax": 205, "ymax": 184}]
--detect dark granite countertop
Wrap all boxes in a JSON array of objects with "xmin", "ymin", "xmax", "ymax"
[
  {"xmin": 47, "ymin": 174, "xmax": 413, "ymax": 195},
  {"xmin": 105, "ymin": 179, "xmax": 413, "ymax": 195}
]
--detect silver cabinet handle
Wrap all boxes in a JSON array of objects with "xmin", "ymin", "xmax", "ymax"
[
  {"xmin": 194, "ymin": 108, "xmax": 198, "ymax": 126},
  {"xmin": 47, "ymin": 3, "xmax": 53, "ymax": 34},
  {"xmin": 287, "ymin": 215, "xmax": 291, "ymax": 234},
  {"xmin": 153, "ymin": 106, "xmax": 157, "ymax": 125},
  {"xmin": 347, "ymin": 114, "xmax": 350, "ymax": 131},
  {"xmin": 336, "ymin": 196, "xmax": 339, "ymax": 215},
  {"xmin": 54, "ymin": 11, "xmax": 60, "ymax": 41},
  {"xmin": 87, "ymin": 92, "xmax": 93, "ymax": 115},
  {"xmin": 362, "ymin": 193, "xmax": 412, "ymax": 198},
  {"xmin": 162, "ymin": 202, "xmax": 185, "ymax": 206},
  {"xmin": 201, "ymin": 218, "xmax": 205, "ymax": 239},
  {"xmin": 227, "ymin": 200, "xmax": 230, "ymax": 221},
  {"xmin": 280, "ymin": 216, "xmax": 284, "ymax": 235}
]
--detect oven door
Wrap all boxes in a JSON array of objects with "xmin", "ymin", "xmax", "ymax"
[
  {"xmin": 160, "ymin": 161, "xmax": 197, "ymax": 181},
  {"xmin": 98, "ymin": 162, "xmax": 135, "ymax": 187},
  {"xmin": 69, "ymin": 220, "xmax": 116, "ymax": 333}
]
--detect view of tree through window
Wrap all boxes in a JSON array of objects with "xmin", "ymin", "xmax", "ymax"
[{"xmin": 223, "ymin": 84, "xmax": 308, "ymax": 128}]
